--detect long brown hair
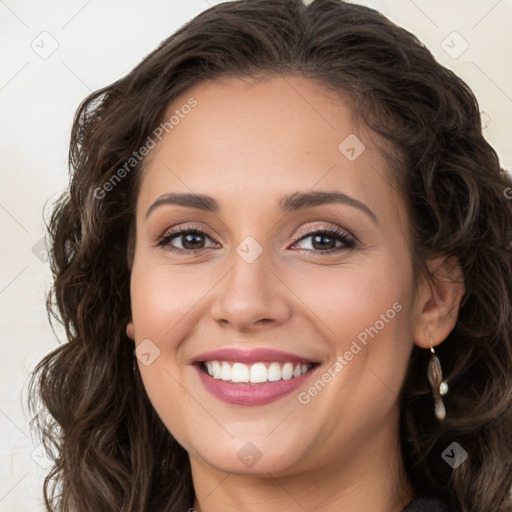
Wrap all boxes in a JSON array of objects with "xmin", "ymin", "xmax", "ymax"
[{"xmin": 29, "ymin": 0, "xmax": 512, "ymax": 510}]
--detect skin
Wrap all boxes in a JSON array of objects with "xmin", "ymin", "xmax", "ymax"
[{"xmin": 126, "ymin": 75, "xmax": 464, "ymax": 512}]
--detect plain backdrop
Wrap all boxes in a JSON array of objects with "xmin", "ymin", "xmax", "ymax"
[{"xmin": 1, "ymin": 0, "xmax": 511, "ymax": 510}]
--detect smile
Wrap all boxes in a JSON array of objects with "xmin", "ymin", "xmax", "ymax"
[
  {"xmin": 194, "ymin": 361, "xmax": 320, "ymax": 406},
  {"xmin": 200, "ymin": 360, "xmax": 315, "ymax": 384}
]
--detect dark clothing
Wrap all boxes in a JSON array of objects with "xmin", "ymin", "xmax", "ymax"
[{"xmin": 402, "ymin": 496, "xmax": 449, "ymax": 512}]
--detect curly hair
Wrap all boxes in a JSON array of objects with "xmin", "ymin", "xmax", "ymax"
[{"xmin": 28, "ymin": 0, "xmax": 512, "ymax": 510}]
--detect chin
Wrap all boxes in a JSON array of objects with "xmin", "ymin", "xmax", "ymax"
[{"xmin": 188, "ymin": 437, "xmax": 304, "ymax": 476}]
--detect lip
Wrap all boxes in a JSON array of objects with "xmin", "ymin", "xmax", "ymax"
[
  {"xmin": 191, "ymin": 347, "xmax": 318, "ymax": 365},
  {"xmin": 193, "ymin": 363, "xmax": 321, "ymax": 406}
]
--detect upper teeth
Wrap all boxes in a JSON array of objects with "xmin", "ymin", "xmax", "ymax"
[{"xmin": 203, "ymin": 361, "xmax": 312, "ymax": 383}]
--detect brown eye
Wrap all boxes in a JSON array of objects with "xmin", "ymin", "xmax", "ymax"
[
  {"xmin": 291, "ymin": 227, "xmax": 356, "ymax": 253},
  {"xmin": 157, "ymin": 226, "xmax": 219, "ymax": 253}
]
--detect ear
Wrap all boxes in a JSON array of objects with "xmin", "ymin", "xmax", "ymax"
[
  {"xmin": 413, "ymin": 255, "xmax": 465, "ymax": 348},
  {"xmin": 126, "ymin": 320, "xmax": 135, "ymax": 341}
]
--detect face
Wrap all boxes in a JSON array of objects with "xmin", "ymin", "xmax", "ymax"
[{"xmin": 127, "ymin": 75, "xmax": 422, "ymax": 479}]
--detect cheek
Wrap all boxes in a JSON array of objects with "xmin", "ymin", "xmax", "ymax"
[
  {"xmin": 130, "ymin": 263, "xmax": 210, "ymax": 347},
  {"xmin": 289, "ymin": 253, "xmax": 413, "ymax": 344},
  {"xmin": 288, "ymin": 251, "xmax": 415, "ymax": 405},
  {"xmin": 129, "ymin": 265, "xmax": 202, "ymax": 442}
]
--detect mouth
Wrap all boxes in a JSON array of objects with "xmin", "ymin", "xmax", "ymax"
[
  {"xmin": 197, "ymin": 360, "xmax": 319, "ymax": 385},
  {"xmin": 192, "ymin": 359, "xmax": 320, "ymax": 406},
  {"xmin": 191, "ymin": 347, "xmax": 322, "ymax": 405}
]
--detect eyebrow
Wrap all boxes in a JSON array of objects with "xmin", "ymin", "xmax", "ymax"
[{"xmin": 145, "ymin": 190, "xmax": 378, "ymax": 224}]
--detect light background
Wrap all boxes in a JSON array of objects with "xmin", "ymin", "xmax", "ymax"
[{"xmin": 0, "ymin": 0, "xmax": 511, "ymax": 510}]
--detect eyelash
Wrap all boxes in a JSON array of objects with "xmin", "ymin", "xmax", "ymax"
[{"xmin": 156, "ymin": 224, "xmax": 356, "ymax": 256}]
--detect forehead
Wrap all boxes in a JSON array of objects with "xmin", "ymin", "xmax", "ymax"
[{"xmin": 137, "ymin": 75, "xmax": 405, "ymax": 226}]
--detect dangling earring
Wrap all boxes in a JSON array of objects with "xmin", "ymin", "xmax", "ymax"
[{"xmin": 427, "ymin": 333, "xmax": 448, "ymax": 421}]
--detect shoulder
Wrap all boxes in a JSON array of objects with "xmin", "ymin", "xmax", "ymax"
[{"xmin": 401, "ymin": 496, "xmax": 451, "ymax": 512}]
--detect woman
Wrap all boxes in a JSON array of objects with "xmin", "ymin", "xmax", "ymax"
[{"xmin": 29, "ymin": 0, "xmax": 512, "ymax": 511}]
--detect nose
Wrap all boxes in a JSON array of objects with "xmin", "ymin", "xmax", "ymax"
[{"xmin": 209, "ymin": 246, "xmax": 292, "ymax": 333}]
